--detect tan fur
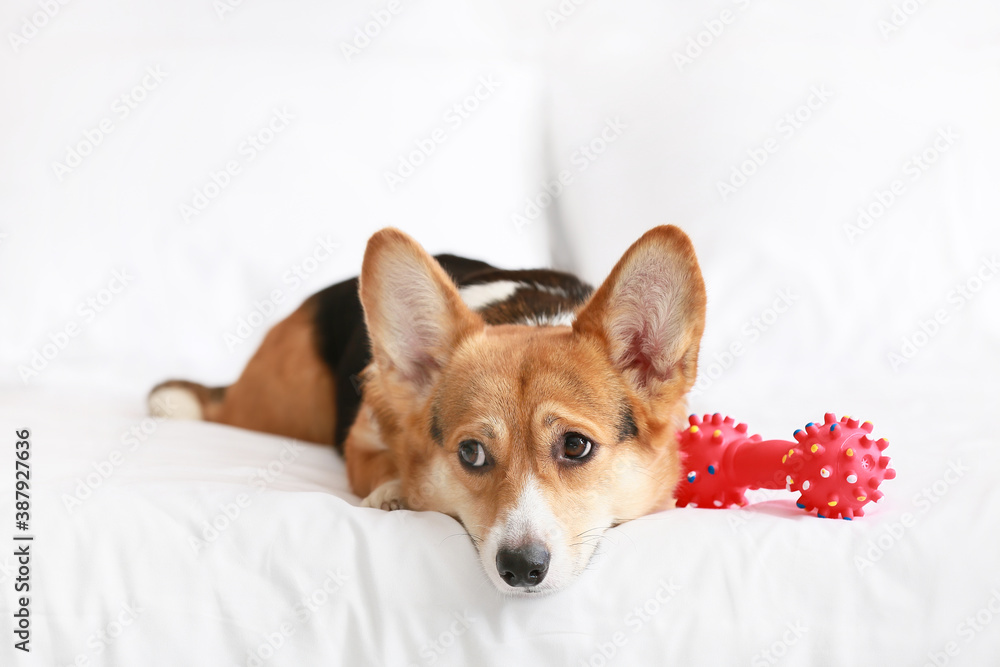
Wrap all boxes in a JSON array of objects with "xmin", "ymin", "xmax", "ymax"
[
  {"xmin": 155, "ymin": 297, "xmax": 336, "ymax": 445},
  {"xmin": 153, "ymin": 226, "xmax": 706, "ymax": 594},
  {"xmin": 345, "ymin": 226, "xmax": 706, "ymax": 594}
]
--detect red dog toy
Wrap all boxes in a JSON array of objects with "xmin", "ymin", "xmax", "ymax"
[{"xmin": 676, "ymin": 413, "xmax": 896, "ymax": 519}]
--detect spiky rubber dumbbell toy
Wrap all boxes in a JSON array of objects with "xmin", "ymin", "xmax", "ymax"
[{"xmin": 676, "ymin": 413, "xmax": 896, "ymax": 519}]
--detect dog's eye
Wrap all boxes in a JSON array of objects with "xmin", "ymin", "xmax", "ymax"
[
  {"xmin": 563, "ymin": 432, "xmax": 593, "ymax": 460},
  {"xmin": 458, "ymin": 440, "xmax": 488, "ymax": 468}
]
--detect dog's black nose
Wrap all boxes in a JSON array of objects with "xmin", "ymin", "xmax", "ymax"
[{"xmin": 496, "ymin": 543, "xmax": 550, "ymax": 588}]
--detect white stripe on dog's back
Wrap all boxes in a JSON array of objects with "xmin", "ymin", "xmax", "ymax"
[
  {"xmin": 460, "ymin": 280, "xmax": 578, "ymax": 327},
  {"xmin": 459, "ymin": 281, "xmax": 521, "ymax": 310}
]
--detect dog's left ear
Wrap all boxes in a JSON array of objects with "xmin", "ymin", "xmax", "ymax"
[{"xmin": 574, "ymin": 225, "xmax": 706, "ymax": 400}]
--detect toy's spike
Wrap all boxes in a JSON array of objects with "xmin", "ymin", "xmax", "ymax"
[
  {"xmin": 859, "ymin": 435, "xmax": 872, "ymax": 446},
  {"xmin": 844, "ymin": 447, "xmax": 855, "ymax": 458},
  {"xmin": 707, "ymin": 463, "xmax": 718, "ymax": 475},
  {"xmin": 723, "ymin": 415, "xmax": 734, "ymax": 425},
  {"xmin": 801, "ymin": 479, "xmax": 811, "ymax": 491},
  {"xmin": 867, "ymin": 477, "xmax": 880, "ymax": 489},
  {"xmin": 871, "ymin": 489, "xmax": 885, "ymax": 501},
  {"xmin": 842, "ymin": 507, "xmax": 855, "ymax": 520},
  {"xmin": 845, "ymin": 472, "xmax": 858, "ymax": 484},
  {"xmin": 861, "ymin": 421, "xmax": 874, "ymax": 433},
  {"xmin": 826, "ymin": 494, "xmax": 839, "ymax": 507},
  {"xmin": 805, "ymin": 424, "xmax": 820, "ymax": 436},
  {"xmin": 884, "ymin": 468, "xmax": 897, "ymax": 480},
  {"xmin": 712, "ymin": 413, "xmax": 724, "ymax": 425},
  {"xmin": 847, "ymin": 418, "xmax": 860, "ymax": 428},
  {"xmin": 878, "ymin": 456, "xmax": 890, "ymax": 469},
  {"xmin": 853, "ymin": 486, "xmax": 867, "ymax": 502},
  {"xmin": 688, "ymin": 414, "xmax": 699, "ymax": 426},
  {"xmin": 876, "ymin": 438, "xmax": 889, "ymax": 451},
  {"xmin": 809, "ymin": 443, "xmax": 826, "ymax": 456},
  {"xmin": 793, "ymin": 430, "xmax": 807, "ymax": 442},
  {"xmin": 711, "ymin": 429, "xmax": 723, "ymax": 444},
  {"xmin": 735, "ymin": 422, "xmax": 748, "ymax": 434},
  {"xmin": 855, "ymin": 507, "xmax": 865, "ymax": 517},
  {"xmin": 819, "ymin": 466, "xmax": 831, "ymax": 478},
  {"xmin": 824, "ymin": 412, "xmax": 836, "ymax": 424}
]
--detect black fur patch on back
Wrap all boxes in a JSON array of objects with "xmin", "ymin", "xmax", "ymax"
[{"xmin": 462, "ymin": 269, "xmax": 592, "ymax": 326}]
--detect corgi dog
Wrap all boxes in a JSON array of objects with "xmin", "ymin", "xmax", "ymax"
[{"xmin": 150, "ymin": 225, "xmax": 706, "ymax": 595}]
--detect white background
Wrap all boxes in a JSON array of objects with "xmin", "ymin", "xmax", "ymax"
[{"xmin": 1, "ymin": 1, "xmax": 999, "ymax": 665}]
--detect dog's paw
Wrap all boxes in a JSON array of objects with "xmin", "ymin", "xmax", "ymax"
[{"xmin": 360, "ymin": 480, "xmax": 407, "ymax": 511}]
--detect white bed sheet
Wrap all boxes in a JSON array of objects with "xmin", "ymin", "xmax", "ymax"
[{"xmin": 2, "ymin": 379, "xmax": 997, "ymax": 666}]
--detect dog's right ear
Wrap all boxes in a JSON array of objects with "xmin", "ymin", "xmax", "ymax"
[{"xmin": 359, "ymin": 228, "xmax": 483, "ymax": 392}]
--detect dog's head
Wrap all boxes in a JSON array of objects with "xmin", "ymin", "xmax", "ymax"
[{"xmin": 359, "ymin": 226, "xmax": 706, "ymax": 595}]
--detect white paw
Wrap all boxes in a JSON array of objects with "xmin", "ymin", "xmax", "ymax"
[
  {"xmin": 360, "ymin": 480, "xmax": 406, "ymax": 511},
  {"xmin": 148, "ymin": 386, "xmax": 202, "ymax": 420}
]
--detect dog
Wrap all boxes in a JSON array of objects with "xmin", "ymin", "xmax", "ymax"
[{"xmin": 150, "ymin": 225, "xmax": 706, "ymax": 595}]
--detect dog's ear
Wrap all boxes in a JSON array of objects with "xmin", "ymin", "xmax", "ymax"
[
  {"xmin": 573, "ymin": 225, "xmax": 706, "ymax": 400},
  {"xmin": 359, "ymin": 228, "xmax": 483, "ymax": 391}
]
